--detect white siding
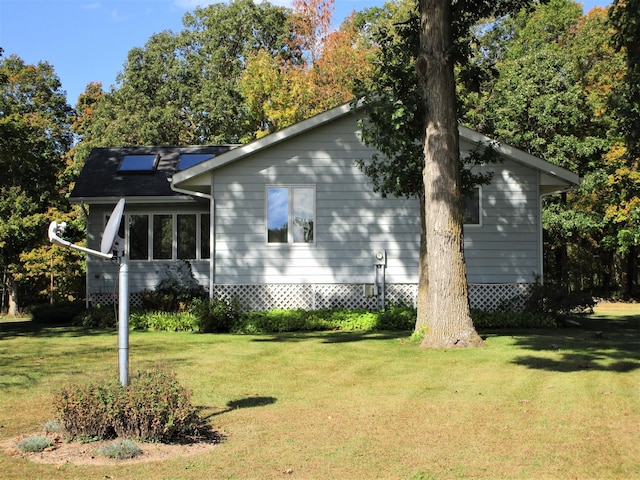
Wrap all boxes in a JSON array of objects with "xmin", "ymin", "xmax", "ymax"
[
  {"xmin": 463, "ymin": 160, "xmax": 540, "ymax": 283},
  {"xmin": 212, "ymin": 115, "xmax": 420, "ymax": 285},
  {"xmin": 211, "ymin": 114, "xmax": 541, "ymax": 287}
]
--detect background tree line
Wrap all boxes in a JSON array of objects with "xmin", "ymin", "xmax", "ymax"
[{"xmin": 0, "ymin": 0, "xmax": 638, "ymax": 314}]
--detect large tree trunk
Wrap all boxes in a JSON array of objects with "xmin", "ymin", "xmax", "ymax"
[
  {"xmin": 415, "ymin": 0, "xmax": 482, "ymax": 348},
  {"xmin": 7, "ymin": 277, "xmax": 19, "ymax": 316}
]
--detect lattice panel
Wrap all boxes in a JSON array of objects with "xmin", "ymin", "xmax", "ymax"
[
  {"xmin": 385, "ymin": 284, "xmax": 418, "ymax": 306},
  {"xmin": 213, "ymin": 284, "xmax": 315, "ymax": 311},
  {"xmin": 312, "ymin": 284, "xmax": 377, "ymax": 309},
  {"xmin": 468, "ymin": 283, "xmax": 533, "ymax": 311},
  {"xmin": 213, "ymin": 283, "xmax": 418, "ymax": 312},
  {"xmin": 90, "ymin": 292, "xmax": 144, "ymax": 310}
]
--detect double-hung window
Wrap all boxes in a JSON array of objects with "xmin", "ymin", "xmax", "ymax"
[{"xmin": 267, "ymin": 186, "xmax": 315, "ymax": 244}]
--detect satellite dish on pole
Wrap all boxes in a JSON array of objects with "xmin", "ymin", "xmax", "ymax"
[
  {"xmin": 47, "ymin": 198, "xmax": 130, "ymax": 386},
  {"xmin": 100, "ymin": 198, "xmax": 125, "ymax": 255}
]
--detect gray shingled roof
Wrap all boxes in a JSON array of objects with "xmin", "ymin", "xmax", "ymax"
[{"xmin": 70, "ymin": 145, "xmax": 233, "ymax": 201}]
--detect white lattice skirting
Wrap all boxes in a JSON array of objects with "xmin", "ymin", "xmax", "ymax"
[
  {"xmin": 213, "ymin": 283, "xmax": 533, "ymax": 312},
  {"xmin": 90, "ymin": 283, "xmax": 532, "ymax": 312},
  {"xmin": 90, "ymin": 292, "xmax": 145, "ymax": 310}
]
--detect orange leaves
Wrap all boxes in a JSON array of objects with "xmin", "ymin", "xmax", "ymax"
[
  {"xmin": 605, "ymin": 198, "xmax": 640, "ymax": 223},
  {"xmin": 291, "ymin": 0, "xmax": 335, "ymax": 62},
  {"xmin": 239, "ymin": 3, "xmax": 374, "ymax": 140}
]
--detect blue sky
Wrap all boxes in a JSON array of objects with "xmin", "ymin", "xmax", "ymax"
[{"xmin": 1, "ymin": 0, "xmax": 609, "ymax": 107}]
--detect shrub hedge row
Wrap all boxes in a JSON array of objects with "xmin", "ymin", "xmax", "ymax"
[
  {"xmin": 121, "ymin": 302, "xmax": 556, "ymax": 333},
  {"xmin": 34, "ymin": 299, "xmax": 560, "ymax": 333}
]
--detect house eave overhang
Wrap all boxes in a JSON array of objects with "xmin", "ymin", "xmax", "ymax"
[
  {"xmin": 459, "ymin": 126, "xmax": 581, "ymax": 194},
  {"xmin": 68, "ymin": 195, "xmax": 198, "ymax": 205}
]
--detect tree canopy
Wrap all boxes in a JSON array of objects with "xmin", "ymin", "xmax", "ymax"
[
  {"xmin": 82, "ymin": 0, "xmax": 298, "ymax": 147},
  {"xmin": 0, "ymin": 52, "xmax": 76, "ymax": 313}
]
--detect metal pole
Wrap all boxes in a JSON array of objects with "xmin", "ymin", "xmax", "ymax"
[
  {"xmin": 381, "ymin": 264, "xmax": 386, "ymax": 311},
  {"xmin": 50, "ymin": 253, "xmax": 54, "ymax": 304},
  {"xmin": 118, "ymin": 254, "xmax": 129, "ymax": 386}
]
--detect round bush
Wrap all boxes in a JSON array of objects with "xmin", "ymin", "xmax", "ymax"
[
  {"xmin": 96, "ymin": 439, "xmax": 143, "ymax": 459},
  {"xmin": 54, "ymin": 370, "xmax": 206, "ymax": 443},
  {"xmin": 17, "ymin": 436, "xmax": 52, "ymax": 453}
]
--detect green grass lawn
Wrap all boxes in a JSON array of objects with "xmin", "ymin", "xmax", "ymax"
[{"xmin": 1, "ymin": 303, "xmax": 639, "ymax": 479}]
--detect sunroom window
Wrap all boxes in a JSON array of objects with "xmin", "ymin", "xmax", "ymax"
[
  {"xmin": 267, "ymin": 186, "xmax": 315, "ymax": 244},
  {"xmin": 129, "ymin": 215, "xmax": 149, "ymax": 260},
  {"xmin": 153, "ymin": 215, "xmax": 173, "ymax": 259},
  {"xmin": 107, "ymin": 213, "xmax": 210, "ymax": 260}
]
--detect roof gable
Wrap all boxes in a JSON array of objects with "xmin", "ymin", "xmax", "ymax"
[{"xmin": 172, "ymin": 103, "xmax": 580, "ymax": 194}]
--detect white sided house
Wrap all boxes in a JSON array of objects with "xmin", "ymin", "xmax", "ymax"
[{"xmin": 70, "ymin": 103, "xmax": 579, "ymax": 311}]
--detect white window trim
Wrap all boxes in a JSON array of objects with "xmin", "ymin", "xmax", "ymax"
[{"xmin": 265, "ymin": 185, "xmax": 316, "ymax": 246}]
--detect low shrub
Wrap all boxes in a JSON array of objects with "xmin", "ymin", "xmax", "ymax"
[
  {"xmin": 141, "ymin": 261, "xmax": 207, "ymax": 312},
  {"xmin": 377, "ymin": 303, "xmax": 417, "ymax": 330},
  {"xmin": 54, "ymin": 379, "xmax": 119, "ymax": 441},
  {"xmin": 191, "ymin": 297, "xmax": 242, "ymax": 333},
  {"xmin": 73, "ymin": 304, "xmax": 117, "ymax": 329},
  {"xmin": 129, "ymin": 310, "xmax": 198, "ymax": 331},
  {"xmin": 31, "ymin": 302, "xmax": 85, "ymax": 325},
  {"xmin": 53, "ymin": 370, "xmax": 205, "ymax": 443},
  {"xmin": 498, "ymin": 283, "xmax": 596, "ymax": 318},
  {"xmin": 17, "ymin": 435, "xmax": 53, "ymax": 453},
  {"xmin": 111, "ymin": 370, "xmax": 204, "ymax": 442},
  {"xmin": 238, "ymin": 309, "xmax": 319, "ymax": 333},
  {"xmin": 525, "ymin": 285, "xmax": 596, "ymax": 317},
  {"xmin": 42, "ymin": 420, "xmax": 62, "ymax": 434},
  {"xmin": 96, "ymin": 438, "xmax": 143, "ymax": 459},
  {"xmin": 235, "ymin": 304, "xmax": 416, "ymax": 334},
  {"xmin": 471, "ymin": 310, "xmax": 556, "ymax": 329}
]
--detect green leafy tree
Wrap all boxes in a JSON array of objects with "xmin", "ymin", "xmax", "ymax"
[
  {"xmin": 466, "ymin": 0, "xmax": 600, "ymax": 173},
  {"xmin": 82, "ymin": 0, "xmax": 298, "ymax": 148},
  {"xmin": 463, "ymin": 0, "xmax": 601, "ymax": 290},
  {"xmin": 0, "ymin": 53, "xmax": 74, "ymax": 313},
  {"xmin": 463, "ymin": 2, "xmax": 628, "ymax": 295},
  {"xmin": 606, "ymin": 0, "xmax": 640, "ymax": 294}
]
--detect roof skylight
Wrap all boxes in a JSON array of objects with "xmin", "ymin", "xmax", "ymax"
[
  {"xmin": 118, "ymin": 154, "xmax": 159, "ymax": 172},
  {"xmin": 177, "ymin": 153, "xmax": 214, "ymax": 171}
]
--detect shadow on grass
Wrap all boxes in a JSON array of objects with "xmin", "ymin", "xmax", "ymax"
[
  {"xmin": 251, "ymin": 330, "xmax": 411, "ymax": 344},
  {"xmin": 0, "ymin": 318, "xmax": 115, "ymax": 340},
  {"xmin": 0, "ymin": 342, "xmax": 119, "ymax": 390},
  {"xmin": 204, "ymin": 396, "xmax": 277, "ymax": 419},
  {"xmin": 497, "ymin": 314, "xmax": 640, "ymax": 373}
]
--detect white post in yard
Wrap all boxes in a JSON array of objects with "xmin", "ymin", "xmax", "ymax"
[{"xmin": 118, "ymin": 253, "xmax": 129, "ymax": 386}]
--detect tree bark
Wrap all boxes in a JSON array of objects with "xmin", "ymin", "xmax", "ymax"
[
  {"xmin": 416, "ymin": 194, "xmax": 429, "ymax": 331},
  {"xmin": 7, "ymin": 277, "xmax": 19, "ymax": 316},
  {"xmin": 415, "ymin": 0, "xmax": 482, "ymax": 348}
]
